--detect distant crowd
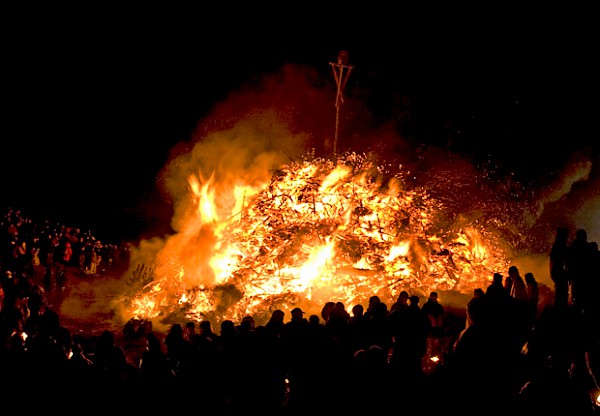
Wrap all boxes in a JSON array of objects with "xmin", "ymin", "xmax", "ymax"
[
  {"xmin": 0, "ymin": 206, "xmax": 599, "ymax": 414},
  {"xmin": 0, "ymin": 207, "xmax": 130, "ymax": 288}
]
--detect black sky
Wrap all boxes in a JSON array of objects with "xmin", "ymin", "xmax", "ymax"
[{"xmin": 2, "ymin": 9, "xmax": 598, "ymax": 242}]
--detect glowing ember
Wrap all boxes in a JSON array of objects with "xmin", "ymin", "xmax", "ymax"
[{"xmin": 120, "ymin": 152, "xmax": 509, "ymax": 326}]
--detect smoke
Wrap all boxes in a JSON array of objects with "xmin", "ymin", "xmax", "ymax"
[
  {"xmin": 534, "ymin": 150, "xmax": 599, "ymax": 243},
  {"xmin": 58, "ymin": 63, "xmax": 599, "ymax": 330},
  {"xmin": 510, "ymin": 150, "xmax": 599, "ymax": 288},
  {"xmin": 573, "ymin": 188, "xmax": 600, "ymax": 242},
  {"xmin": 163, "ymin": 112, "xmax": 307, "ymax": 234},
  {"xmin": 539, "ymin": 156, "xmax": 591, "ymax": 205},
  {"xmin": 532, "ymin": 151, "xmax": 593, "ymax": 224},
  {"xmin": 94, "ymin": 65, "xmax": 337, "ymax": 328},
  {"xmin": 567, "ymin": 152, "xmax": 600, "ymax": 244},
  {"xmin": 59, "ymin": 274, "xmax": 135, "ymax": 333}
]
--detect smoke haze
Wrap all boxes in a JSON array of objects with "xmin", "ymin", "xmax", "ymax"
[{"xmin": 57, "ymin": 63, "xmax": 599, "ymax": 329}]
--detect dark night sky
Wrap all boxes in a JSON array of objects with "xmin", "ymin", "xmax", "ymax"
[{"xmin": 2, "ymin": 9, "xmax": 598, "ymax": 242}]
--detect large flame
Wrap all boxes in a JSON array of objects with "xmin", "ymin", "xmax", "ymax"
[{"xmin": 122, "ymin": 152, "xmax": 509, "ymax": 326}]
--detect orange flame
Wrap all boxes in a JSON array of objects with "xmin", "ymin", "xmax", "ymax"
[{"xmin": 123, "ymin": 153, "xmax": 510, "ymax": 325}]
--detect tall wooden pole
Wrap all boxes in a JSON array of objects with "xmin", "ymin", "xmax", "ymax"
[{"xmin": 330, "ymin": 50, "xmax": 353, "ymax": 157}]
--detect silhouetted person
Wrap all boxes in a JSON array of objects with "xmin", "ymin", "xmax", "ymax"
[
  {"xmin": 389, "ymin": 295, "xmax": 429, "ymax": 383},
  {"xmin": 92, "ymin": 329, "xmax": 138, "ymax": 396},
  {"xmin": 163, "ymin": 323, "xmax": 195, "ymax": 386},
  {"xmin": 265, "ymin": 309, "xmax": 285, "ymax": 339},
  {"xmin": 348, "ymin": 303, "xmax": 369, "ymax": 353},
  {"xmin": 364, "ymin": 295, "xmax": 390, "ymax": 352},
  {"xmin": 230, "ymin": 315, "xmax": 263, "ymax": 413},
  {"xmin": 567, "ymin": 228, "xmax": 595, "ymax": 315},
  {"xmin": 66, "ymin": 336, "xmax": 97, "ymax": 390},
  {"xmin": 422, "ymin": 291, "xmax": 445, "ymax": 337},
  {"xmin": 138, "ymin": 331, "xmax": 176, "ymax": 392},
  {"xmin": 26, "ymin": 284, "xmax": 47, "ymax": 318},
  {"xmin": 351, "ymin": 344, "xmax": 395, "ymax": 412},
  {"xmin": 197, "ymin": 319, "xmax": 224, "ymax": 409},
  {"xmin": 326, "ymin": 301, "xmax": 350, "ymax": 346},
  {"xmin": 466, "ymin": 288, "xmax": 487, "ymax": 328},
  {"xmin": 486, "ymin": 272, "xmax": 508, "ymax": 299},
  {"xmin": 519, "ymin": 305, "xmax": 596, "ymax": 414},
  {"xmin": 320, "ymin": 301, "xmax": 335, "ymax": 324},
  {"xmin": 389, "ymin": 290, "xmax": 409, "ymax": 314},
  {"xmin": 550, "ymin": 226, "xmax": 570, "ymax": 308},
  {"xmin": 218, "ymin": 319, "xmax": 239, "ymax": 409},
  {"xmin": 506, "ymin": 265, "xmax": 529, "ymax": 350},
  {"xmin": 506, "ymin": 265, "xmax": 527, "ymax": 303},
  {"xmin": 23, "ymin": 306, "xmax": 69, "ymax": 383},
  {"xmin": 260, "ymin": 310, "xmax": 288, "ymax": 413},
  {"xmin": 443, "ymin": 290, "xmax": 519, "ymax": 412},
  {"xmin": 485, "ymin": 272, "xmax": 511, "ymax": 329},
  {"xmin": 524, "ymin": 272, "xmax": 539, "ymax": 330},
  {"xmin": 183, "ymin": 321, "xmax": 200, "ymax": 346},
  {"xmin": 586, "ymin": 241, "xmax": 600, "ymax": 327},
  {"xmin": 282, "ymin": 307, "xmax": 310, "ymax": 414},
  {"xmin": 42, "ymin": 265, "xmax": 54, "ymax": 294}
]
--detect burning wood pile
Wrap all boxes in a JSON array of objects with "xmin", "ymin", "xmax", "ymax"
[{"xmin": 121, "ymin": 152, "xmax": 509, "ymax": 326}]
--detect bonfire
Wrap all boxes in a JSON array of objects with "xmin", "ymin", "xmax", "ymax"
[{"xmin": 120, "ymin": 151, "xmax": 509, "ymax": 327}]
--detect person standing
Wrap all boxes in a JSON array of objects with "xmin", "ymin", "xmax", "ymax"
[
  {"xmin": 29, "ymin": 237, "xmax": 44, "ymax": 285},
  {"xmin": 506, "ymin": 265, "xmax": 529, "ymax": 349},
  {"xmin": 388, "ymin": 295, "xmax": 429, "ymax": 381},
  {"xmin": 566, "ymin": 228, "xmax": 595, "ymax": 314},
  {"xmin": 506, "ymin": 265, "xmax": 527, "ymax": 304},
  {"xmin": 421, "ymin": 291, "xmax": 445, "ymax": 338},
  {"xmin": 549, "ymin": 226, "xmax": 570, "ymax": 308},
  {"xmin": 138, "ymin": 331, "xmax": 176, "ymax": 392},
  {"xmin": 524, "ymin": 272, "xmax": 539, "ymax": 330}
]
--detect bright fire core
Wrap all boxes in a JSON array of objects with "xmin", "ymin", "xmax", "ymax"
[{"xmin": 123, "ymin": 153, "xmax": 509, "ymax": 326}]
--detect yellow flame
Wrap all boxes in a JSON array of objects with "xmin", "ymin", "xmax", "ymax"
[
  {"xmin": 299, "ymin": 239, "xmax": 335, "ymax": 287},
  {"xmin": 210, "ymin": 246, "xmax": 243, "ymax": 284},
  {"xmin": 386, "ymin": 241, "xmax": 410, "ymax": 261},
  {"xmin": 320, "ymin": 164, "xmax": 352, "ymax": 193},
  {"xmin": 126, "ymin": 154, "xmax": 510, "ymax": 325},
  {"xmin": 189, "ymin": 174, "xmax": 218, "ymax": 225}
]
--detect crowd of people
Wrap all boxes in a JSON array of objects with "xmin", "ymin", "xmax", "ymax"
[{"xmin": 0, "ymin": 206, "xmax": 599, "ymax": 414}]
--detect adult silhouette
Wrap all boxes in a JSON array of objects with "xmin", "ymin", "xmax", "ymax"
[
  {"xmin": 549, "ymin": 226, "xmax": 570, "ymax": 308},
  {"xmin": 567, "ymin": 228, "xmax": 595, "ymax": 315}
]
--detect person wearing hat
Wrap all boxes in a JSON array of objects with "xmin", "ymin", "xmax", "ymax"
[
  {"xmin": 285, "ymin": 307, "xmax": 309, "ymax": 333},
  {"xmin": 282, "ymin": 306, "xmax": 310, "ymax": 411}
]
